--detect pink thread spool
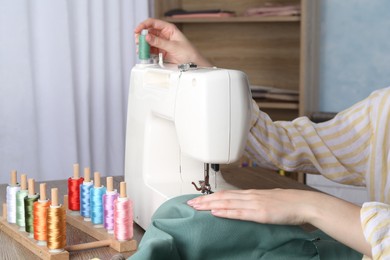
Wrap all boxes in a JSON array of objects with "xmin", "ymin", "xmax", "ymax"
[
  {"xmin": 103, "ymin": 177, "xmax": 118, "ymax": 233},
  {"xmin": 114, "ymin": 182, "xmax": 133, "ymax": 241}
]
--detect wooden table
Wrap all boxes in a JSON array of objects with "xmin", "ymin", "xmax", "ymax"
[{"xmin": 0, "ymin": 167, "xmax": 314, "ymax": 260}]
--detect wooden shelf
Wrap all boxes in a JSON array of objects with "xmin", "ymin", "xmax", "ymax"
[
  {"xmin": 257, "ymin": 102, "xmax": 299, "ymax": 110},
  {"xmin": 156, "ymin": 2, "xmax": 302, "ymax": 118},
  {"xmin": 164, "ymin": 16, "xmax": 300, "ymax": 23}
]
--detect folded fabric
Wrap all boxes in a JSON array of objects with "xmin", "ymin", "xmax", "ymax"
[
  {"xmin": 245, "ymin": 5, "xmax": 300, "ymax": 17},
  {"xmin": 129, "ymin": 194, "xmax": 362, "ymax": 260},
  {"xmin": 170, "ymin": 13, "xmax": 235, "ymax": 19},
  {"xmin": 164, "ymin": 8, "xmax": 235, "ymax": 18}
]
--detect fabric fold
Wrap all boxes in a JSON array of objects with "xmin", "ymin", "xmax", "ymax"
[{"xmin": 129, "ymin": 194, "xmax": 361, "ymax": 260}]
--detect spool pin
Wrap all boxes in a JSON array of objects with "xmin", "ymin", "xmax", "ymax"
[
  {"xmin": 84, "ymin": 167, "xmax": 91, "ymax": 182},
  {"xmin": 107, "ymin": 177, "xmax": 114, "ymax": 192},
  {"xmin": 20, "ymin": 174, "xmax": 27, "ymax": 191},
  {"xmin": 73, "ymin": 164, "xmax": 80, "ymax": 179},
  {"xmin": 120, "ymin": 182, "xmax": 127, "ymax": 198},
  {"xmin": 28, "ymin": 178, "xmax": 35, "ymax": 196},
  {"xmin": 51, "ymin": 188, "xmax": 58, "ymax": 207},
  {"xmin": 10, "ymin": 170, "xmax": 17, "ymax": 186},
  {"xmin": 40, "ymin": 183, "xmax": 47, "ymax": 201},
  {"xmin": 94, "ymin": 172, "xmax": 101, "ymax": 188}
]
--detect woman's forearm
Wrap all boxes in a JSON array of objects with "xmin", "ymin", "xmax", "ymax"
[{"xmin": 305, "ymin": 192, "xmax": 371, "ymax": 257}]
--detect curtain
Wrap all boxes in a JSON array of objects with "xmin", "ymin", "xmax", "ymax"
[{"xmin": 0, "ymin": 0, "xmax": 149, "ymax": 183}]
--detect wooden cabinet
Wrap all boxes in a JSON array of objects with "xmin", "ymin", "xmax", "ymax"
[
  {"xmin": 154, "ymin": 0, "xmax": 317, "ymax": 120},
  {"xmin": 154, "ymin": 0, "xmax": 318, "ymax": 182}
]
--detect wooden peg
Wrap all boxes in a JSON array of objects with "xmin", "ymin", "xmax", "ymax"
[
  {"xmin": 28, "ymin": 178, "xmax": 35, "ymax": 196},
  {"xmin": 51, "ymin": 188, "xmax": 58, "ymax": 207},
  {"xmin": 40, "ymin": 183, "xmax": 47, "ymax": 201},
  {"xmin": 63, "ymin": 195, "xmax": 68, "ymax": 210},
  {"xmin": 3, "ymin": 203, "xmax": 6, "ymax": 220},
  {"xmin": 120, "ymin": 182, "xmax": 127, "ymax": 198},
  {"xmin": 107, "ymin": 177, "xmax": 113, "ymax": 192},
  {"xmin": 94, "ymin": 172, "xmax": 101, "ymax": 188},
  {"xmin": 73, "ymin": 163, "xmax": 80, "ymax": 179},
  {"xmin": 10, "ymin": 170, "xmax": 17, "ymax": 186},
  {"xmin": 65, "ymin": 239, "xmax": 111, "ymax": 252},
  {"xmin": 20, "ymin": 174, "xmax": 27, "ymax": 190},
  {"xmin": 84, "ymin": 167, "xmax": 91, "ymax": 182}
]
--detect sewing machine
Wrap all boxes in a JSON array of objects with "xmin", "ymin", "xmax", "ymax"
[{"xmin": 125, "ymin": 62, "xmax": 252, "ymax": 229}]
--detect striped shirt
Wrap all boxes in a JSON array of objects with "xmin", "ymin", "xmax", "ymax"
[{"xmin": 245, "ymin": 87, "xmax": 390, "ymax": 259}]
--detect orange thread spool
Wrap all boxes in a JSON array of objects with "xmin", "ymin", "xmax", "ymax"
[{"xmin": 33, "ymin": 200, "xmax": 51, "ymax": 242}]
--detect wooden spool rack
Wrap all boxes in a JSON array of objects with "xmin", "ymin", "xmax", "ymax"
[
  {"xmin": 1, "ymin": 203, "xmax": 69, "ymax": 260},
  {"xmin": 0, "ymin": 195, "xmax": 137, "ymax": 260},
  {"xmin": 64, "ymin": 195, "xmax": 137, "ymax": 252}
]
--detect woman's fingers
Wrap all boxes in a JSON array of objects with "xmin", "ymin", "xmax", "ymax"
[
  {"xmin": 134, "ymin": 18, "xmax": 176, "ymax": 35},
  {"xmin": 188, "ymin": 189, "xmax": 268, "ymax": 205},
  {"xmin": 191, "ymin": 198, "xmax": 259, "ymax": 211}
]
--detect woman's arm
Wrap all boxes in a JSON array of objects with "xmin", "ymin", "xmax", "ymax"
[
  {"xmin": 246, "ymin": 95, "xmax": 371, "ymax": 186},
  {"xmin": 188, "ymin": 189, "xmax": 372, "ymax": 257}
]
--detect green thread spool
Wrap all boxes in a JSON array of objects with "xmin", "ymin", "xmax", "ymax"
[
  {"xmin": 139, "ymin": 29, "xmax": 150, "ymax": 63},
  {"xmin": 24, "ymin": 194, "xmax": 40, "ymax": 234},
  {"xmin": 16, "ymin": 190, "xmax": 28, "ymax": 227}
]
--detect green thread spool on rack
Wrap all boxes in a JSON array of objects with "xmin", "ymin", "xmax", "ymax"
[
  {"xmin": 16, "ymin": 174, "xmax": 28, "ymax": 228},
  {"xmin": 24, "ymin": 178, "xmax": 40, "ymax": 236}
]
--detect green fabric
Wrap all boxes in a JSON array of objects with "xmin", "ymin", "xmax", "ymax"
[{"xmin": 129, "ymin": 195, "xmax": 362, "ymax": 260}]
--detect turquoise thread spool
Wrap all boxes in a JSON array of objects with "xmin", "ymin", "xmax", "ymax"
[
  {"xmin": 139, "ymin": 29, "xmax": 150, "ymax": 63},
  {"xmin": 90, "ymin": 186, "xmax": 106, "ymax": 226}
]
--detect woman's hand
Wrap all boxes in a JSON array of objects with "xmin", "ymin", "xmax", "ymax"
[
  {"xmin": 134, "ymin": 18, "xmax": 212, "ymax": 67},
  {"xmin": 187, "ymin": 188, "xmax": 372, "ymax": 257},
  {"xmin": 187, "ymin": 189, "xmax": 312, "ymax": 225}
]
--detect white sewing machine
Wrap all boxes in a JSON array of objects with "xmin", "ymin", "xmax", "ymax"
[{"xmin": 125, "ymin": 62, "xmax": 252, "ymax": 229}]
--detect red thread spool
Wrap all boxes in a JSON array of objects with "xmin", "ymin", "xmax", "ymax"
[{"xmin": 68, "ymin": 164, "xmax": 84, "ymax": 211}]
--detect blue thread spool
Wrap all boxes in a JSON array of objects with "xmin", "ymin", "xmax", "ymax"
[{"xmin": 80, "ymin": 181, "xmax": 93, "ymax": 221}]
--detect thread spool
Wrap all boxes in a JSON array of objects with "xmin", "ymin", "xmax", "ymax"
[
  {"xmin": 68, "ymin": 163, "xmax": 84, "ymax": 213},
  {"xmin": 90, "ymin": 172, "xmax": 106, "ymax": 227},
  {"xmin": 6, "ymin": 170, "xmax": 20, "ymax": 223},
  {"xmin": 47, "ymin": 188, "xmax": 66, "ymax": 252},
  {"xmin": 139, "ymin": 29, "xmax": 150, "ymax": 63},
  {"xmin": 80, "ymin": 167, "xmax": 94, "ymax": 221},
  {"xmin": 114, "ymin": 182, "xmax": 133, "ymax": 241},
  {"xmin": 33, "ymin": 183, "xmax": 50, "ymax": 245},
  {"xmin": 103, "ymin": 177, "xmax": 118, "ymax": 233},
  {"xmin": 16, "ymin": 174, "xmax": 28, "ymax": 229},
  {"xmin": 24, "ymin": 178, "xmax": 40, "ymax": 237}
]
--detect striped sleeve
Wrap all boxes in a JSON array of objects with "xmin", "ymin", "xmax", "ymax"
[
  {"xmin": 361, "ymin": 202, "xmax": 390, "ymax": 259},
  {"xmin": 245, "ymin": 92, "xmax": 374, "ymax": 186}
]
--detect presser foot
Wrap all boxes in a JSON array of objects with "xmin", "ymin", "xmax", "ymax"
[{"xmin": 191, "ymin": 181, "xmax": 213, "ymax": 195}]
